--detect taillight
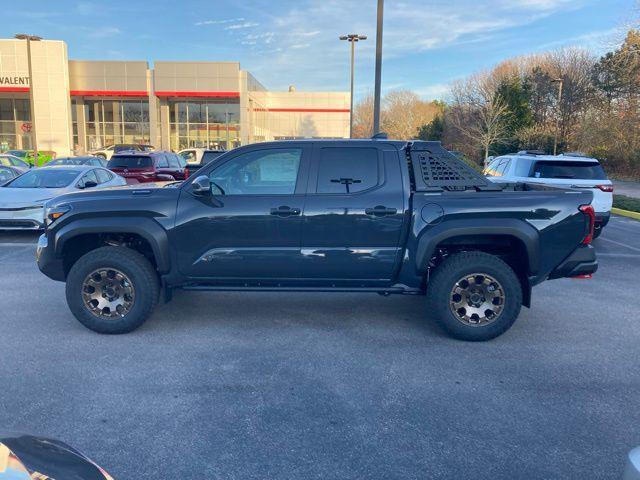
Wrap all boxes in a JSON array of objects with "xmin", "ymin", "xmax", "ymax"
[
  {"xmin": 579, "ymin": 204, "xmax": 595, "ymax": 245},
  {"xmin": 184, "ymin": 168, "xmax": 189, "ymax": 179},
  {"xmin": 596, "ymin": 184, "xmax": 613, "ymax": 193}
]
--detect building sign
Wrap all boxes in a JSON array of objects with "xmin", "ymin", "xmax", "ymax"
[
  {"xmin": 0, "ymin": 76, "xmax": 29, "ymax": 86},
  {"xmin": 21, "ymin": 123, "xmax": 32, "ymax": 133}
]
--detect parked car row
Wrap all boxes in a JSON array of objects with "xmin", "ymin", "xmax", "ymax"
[{"xmin": 0, "ymin": 148, "xmax": 194, "ymax": 231}]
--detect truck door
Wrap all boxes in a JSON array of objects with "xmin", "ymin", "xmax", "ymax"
[
  {"xmin": 173, "ymin": 144, "xmax": 310, "ymax": 279},
  {"xmin": 300, "ymin": 143, "xmax": 406, "ymax": 284}
]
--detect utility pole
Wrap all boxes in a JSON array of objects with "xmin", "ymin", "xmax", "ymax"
[
  {"xmin": 339, "ymin": 33, "xmax": 367, "ymax": 138},
  {"xmin": 372, "ymin": 0, "xmax": 384, "ymax": 136},
  {"xmin": 552, "ymin": 77, "xmax": 564, "ymax": 156},
  {"xmin": 14, "ymin": 34, "xmax": 42, "ymax": 166}
]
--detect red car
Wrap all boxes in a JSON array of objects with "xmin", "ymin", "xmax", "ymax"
[{"xmin": 107, "ymin": 151, "xmax": 189, "ymax": 184}]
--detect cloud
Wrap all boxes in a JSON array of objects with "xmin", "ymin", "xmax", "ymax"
[
  {"xmin": 239, "ymin": 0, "xmax": 587, "ymax": 94},
  {"xmin": 195, "ymin": 17, "xmax": 245, "ymax": 26},
  {"xmin": 225, "ymin": 22, "xmax": 259, "ymax": 30},
  {"xmin": 86, "ymin": 26, "xmax": 122, "ymax": 39}
]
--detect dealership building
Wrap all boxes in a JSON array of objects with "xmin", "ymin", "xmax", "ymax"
[{"xmin": 0, "ymin": 38, "xmax": 350, "ymax": 156}]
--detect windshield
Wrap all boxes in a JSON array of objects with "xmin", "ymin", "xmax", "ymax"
[
  {"xmin": 108, "ymin": 155, "xmax": 153, "ymax": 169},
  {"xmin": 6, "ymin": 150, "xmax": 27, "ymax": 158},
  {"xmin": 5, "ymin": 169, "xmax": 80, "ymax": 188},
  {"xmin": 48, "ymin": 157, "xmax": 90, "ymax": 166},
  {"xmin": 532, "ymin": 161, "xmax": 607, "ymax": 180}
]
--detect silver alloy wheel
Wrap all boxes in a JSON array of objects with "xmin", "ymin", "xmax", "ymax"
[
  {"xmin": 81, "ymin": 268, "xmax": 135, "ymax": 319},
  {"xmin": 449, "ymin": 273, "xmax": 505, "ymax": 326}
]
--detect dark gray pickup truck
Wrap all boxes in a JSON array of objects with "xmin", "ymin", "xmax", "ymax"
[{"xmin": 36, "ymin": 140, "xmax": 597, "ymax": 341}]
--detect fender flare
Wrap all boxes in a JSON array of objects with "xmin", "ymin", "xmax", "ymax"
[
  {"xmin": 415, "ymin": 218, "xmax": 540, "ymax": 276},
  {"xmin": 53, "ymin": 216, "xmax": 171, "ymax": 273}
]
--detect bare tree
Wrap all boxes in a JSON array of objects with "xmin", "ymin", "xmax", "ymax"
[
  {"xmin": 382, "ymin": 90, "xmax": 441, "ymax": 140},
  {"xmin": 448, "ymin": 73, "xmax": 511, "ymax": 163},
  {"xmin": 351, "ymin": 90, "xmax": 441, "ymax": 139},
  {"xmin": 351, "ymin": 94, "xmax": 375, "ymax": 138}
]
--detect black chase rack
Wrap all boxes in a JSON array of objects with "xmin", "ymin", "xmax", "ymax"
[{"xmin": 406, "ymin": 141, "xmax": 501, "ymax": 192}]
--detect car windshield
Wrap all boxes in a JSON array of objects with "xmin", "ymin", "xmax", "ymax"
[
  {"xmin": 114, "ymin": 145, "xmax": 139, "ymax": 153},
  {"xmin": 532, "ymin": 161, "xmax": 607, "ymax": 180},
  {"xmin": 107, "ymin": 156, "xmax": 153, "ymax": 168},
  {"xmin": 48, "ymin": 157, "xmax": 90, "ymax": 166},
  {"xmin": 5, "ymin": 169, "xmax": 80, "ymax": 188},
  {"xmin": 6, "ymin": 150, "xmax": 27, "ymax": 158}
]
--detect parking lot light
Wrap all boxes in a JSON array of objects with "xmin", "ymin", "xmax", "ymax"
[
  {"xmin": 14, "ymin": 34, "xmax": 42, "ymax": 167},
  {"xmin": 339, "ymin": 34, "xmax": 367, "ymax": 138}
]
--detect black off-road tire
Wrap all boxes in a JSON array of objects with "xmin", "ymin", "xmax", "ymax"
[
  {"xmin": 593, "ymin": 226, "xmax": 603, "ymax": 239},
  {"xmin": 426, "ymin": 251, "xmax": 523, "ymax": 341},
  {"xmin": 65, "ymin": 246, "xmax": 159, "ymax": 334}
]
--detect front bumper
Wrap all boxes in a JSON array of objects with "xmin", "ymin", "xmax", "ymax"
[
  {"xmin": 548, "ymin": 245, "xmax": 598, "ymax": 279},
  {"xmin": 0, "ymin": 207, "xmax": 44, "ymax": 230},
  {"xmin": 36, "ymin": 233, "xmax": 65, "ymax": 282}
]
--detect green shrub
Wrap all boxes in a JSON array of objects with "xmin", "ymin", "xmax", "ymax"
[{"xmin": 613, "ymin": 195, "xmax": 640, "ymax": 213}]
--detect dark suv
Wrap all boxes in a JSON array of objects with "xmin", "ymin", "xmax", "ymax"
[{"xmin": 107, "ymin": 151, "xmax": 188, "ymax": 184}]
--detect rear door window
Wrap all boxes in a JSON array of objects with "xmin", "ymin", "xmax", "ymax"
[
  {"xmin": 167, "ymin": 154, "xmax": 180, "ymax": 168},
  {"xmin": 107, "ymin": 156, "xmax": 153, "ymax": 169},
  {"xmin": 532, "ymin": 161, "xmax": 607, "ymax": 180},
  {"xmin": 513, "ymin": 158, "xmax": 534, "ymax": 177},
  {"xmin": 157, "ymin": 154, "xmax": 170, "ymax": 168},
  {"xmin": 315, "ymin": 147, "xmax": 379, "ymax": 194}
]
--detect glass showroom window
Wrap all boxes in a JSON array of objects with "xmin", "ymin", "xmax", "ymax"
[
  {"xmin": 0, "ymin": 98, "xmax": 31, "ymax": 151},
  {"xmin": 169, "ymin": 99, "xmax": 240, "ymax": 151},
  {"xmin": 85, "ymin": 99, "xmax": 150, "ymax": 150}
]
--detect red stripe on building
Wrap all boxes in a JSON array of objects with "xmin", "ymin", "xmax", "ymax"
[
  {"xmin": 0, "ymin": 87, "xmax": 30, "ymax": 93},
  {"xmin": 70, "ymin": 90, "xmax": 148, "ymax": 97},
  {"xmin": 154, "ymin": 91, "xmax": 241, "ymax": 98},
  {"xmin": 254, "ymin": 108, "xmax": 350, "ymax": 113}
]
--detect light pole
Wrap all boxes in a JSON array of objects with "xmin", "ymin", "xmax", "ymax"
[
  {"xmin": 14, "ymin": 34, "xmax": 42, "ymax": 166},
  {"xmin": 372, "ymin": 0, "xmax": 384, "ymax": 136},
  {"xmin": 339, "ymin": 33, "xmax": 367, "ymax": 138},
  {"xmin": 552, "ymin": 77, "xmax": 564, "ymax": 156}
]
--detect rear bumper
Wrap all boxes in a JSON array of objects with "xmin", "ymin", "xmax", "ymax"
[{"xmin": 548, "ymin": 245, "xmax": 598, "ymax": 279}]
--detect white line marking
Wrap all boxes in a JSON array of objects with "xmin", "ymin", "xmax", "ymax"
[
  {"xmin": 598, "ymin": 237, "xmax": 640, "ymax": 253},
  {"xmin": 597, "ymin": 253, "xmax": 640, "ymax": 258},
  {"xmin": 0, "ymin": 242, "xmax": 35, "ymax": 247}
]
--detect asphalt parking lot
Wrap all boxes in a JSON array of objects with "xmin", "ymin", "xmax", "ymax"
[{"xmin": 1, "ymin": 216, "xmax": 639, "ymax": 480}]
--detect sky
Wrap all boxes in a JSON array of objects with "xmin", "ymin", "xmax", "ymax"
[{"xmin": 4, "ymin": 0, "xmax": 637, "ymax": 100}]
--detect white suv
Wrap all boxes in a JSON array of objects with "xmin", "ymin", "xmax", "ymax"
[{"xmin": 484, "ymin": 151, "xmax": 613, "ymax": 238}]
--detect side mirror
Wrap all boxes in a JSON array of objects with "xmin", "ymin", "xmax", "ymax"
[
  {"xmin": 191, "ymin": 175, "xmax": 211, "ymax": 195},
  {"xmin": 82, "ymin": 180, "xmax": 98, "ymax": 189}
]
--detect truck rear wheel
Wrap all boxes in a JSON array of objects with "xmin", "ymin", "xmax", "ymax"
[
  {"xmin": 426, "ymin": 251, "xmax": 522, "ymax": 341},
  {"xmin": 65, "ymin": 246, "xmax": 159, "ymax": 334}
]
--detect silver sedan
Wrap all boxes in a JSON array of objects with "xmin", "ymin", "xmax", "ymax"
[{"xmin": 0, "ymin": 165, "xmax": 126, "ymax": 230}]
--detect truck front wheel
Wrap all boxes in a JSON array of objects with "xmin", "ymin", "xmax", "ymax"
[
  {"xmin": 65, "ymin": 246, "xmax": 159, "ymax": 334},
  {"xmin": 426, "ymin": 251, "xmax": 522, "ymax": 341}
]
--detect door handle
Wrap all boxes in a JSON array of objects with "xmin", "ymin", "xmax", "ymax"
[
  {"xmin": 270, "ymin": 206, "xmax": 301, "ymax": 217},
  {"xmin": 365, "ymin": 206, "xmax": 398, "ymax": 217}
]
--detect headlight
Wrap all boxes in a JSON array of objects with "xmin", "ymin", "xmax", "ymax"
[{"xmin": 44, "ymin": 204, "xmax": 71, "ymax": 226}]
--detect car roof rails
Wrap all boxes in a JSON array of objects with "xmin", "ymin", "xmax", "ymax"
[
  {"xmin": 517, "ymin": 150, "xmax": 547, "ymax": 156},
  {"xmin": 371, "ymin": 132, "xmax": 388, "ymax": 140},
  {"xmin": 560, "ymin": 151, "xmax": 589, "ymax": 158}
]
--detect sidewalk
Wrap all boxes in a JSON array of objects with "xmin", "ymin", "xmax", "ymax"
[{"xmin": 613, "ymin": 180, "xmax": 640, "ymax": 200}]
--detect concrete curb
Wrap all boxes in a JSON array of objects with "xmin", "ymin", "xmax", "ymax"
[{"xmin": 612, "ymin": 208, "xmax": 640, "ymax": 220}]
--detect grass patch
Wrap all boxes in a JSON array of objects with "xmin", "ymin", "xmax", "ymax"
[{"xmin": 613, "ymin": 195, "xmax": 640, "ymax": 213}]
